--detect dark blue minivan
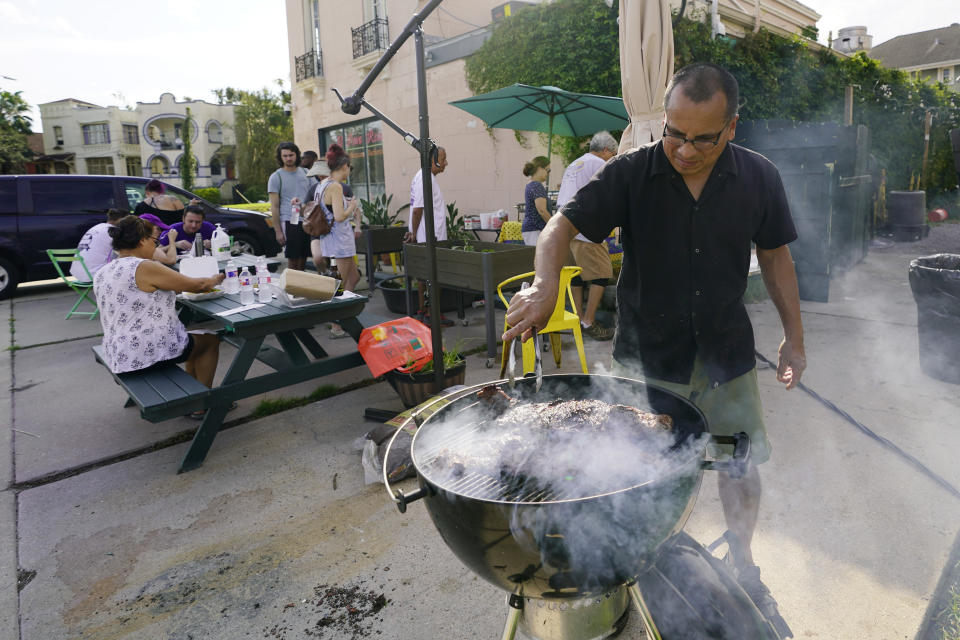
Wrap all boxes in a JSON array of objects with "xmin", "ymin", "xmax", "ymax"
[{"xmin": 0, "ymin": 175, "xmax": 279, "ymax": 299}]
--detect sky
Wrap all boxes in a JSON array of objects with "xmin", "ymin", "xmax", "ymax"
[
  {"xmin": 0, "ymin": 0, "xmax": 956, "ymax": 133},
  {"xmin": 0, "ymin": 0, "xmax": 291, "ymax": 132}
]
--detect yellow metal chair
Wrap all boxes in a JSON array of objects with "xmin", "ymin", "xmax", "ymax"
[
  {"xmin": 498, "ymin": 266, "xmax": 588, "ymax": 375},
  {"xmin": 46, "ymin": 249, "xmax": 100, "ymax": 320}
]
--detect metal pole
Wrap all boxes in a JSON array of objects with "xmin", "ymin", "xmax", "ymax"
[{"xmin": 414, "ymin": 27, "xmax": 445, "ymax": 392}]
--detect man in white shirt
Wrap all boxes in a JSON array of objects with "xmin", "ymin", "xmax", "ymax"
[
  {"xmin": 406, "ymin": 147, "xmax": 451, "ymax": 324},
  {"xmin": 72, "ymin": 208, "xmax": 127, "ymax": 282},
  {"xmin": 555, "ymin": 131, "xmax": 618, "ymax": 340}
]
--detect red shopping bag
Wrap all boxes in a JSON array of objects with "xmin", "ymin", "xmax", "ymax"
[{"xmin": 358, "ymin": 317, "xmax": 433, "ymax": 378}]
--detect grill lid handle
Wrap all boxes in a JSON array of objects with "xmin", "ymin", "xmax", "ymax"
[{"xmin": 701, "ymin": 431, "xmax": 751, "ymax": 479}]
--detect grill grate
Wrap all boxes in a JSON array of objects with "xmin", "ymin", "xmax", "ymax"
[{"xmin": 423, "ymin": 466, "xmax": 576, "ymax": 503}]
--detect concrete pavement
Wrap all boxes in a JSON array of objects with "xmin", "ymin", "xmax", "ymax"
[{"xmin": 2, "ymin": 243, "xmax": 959, "ymax": 639}]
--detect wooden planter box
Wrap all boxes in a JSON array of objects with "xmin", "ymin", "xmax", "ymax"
[
  {"xmin": 355, "ymin": 226, "xmax": 407, "ymax": 292},
  {"xmin": 404, "ymin": 241, "xmax": 536, "ymax": 366},
  {"xmin": 355, "ymin": 225, "xmax": 406, "ymax": 254}
]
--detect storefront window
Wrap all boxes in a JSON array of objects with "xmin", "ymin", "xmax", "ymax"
[{"xmin": 320, "ymin": 118, "xmax": 385, "ymax": 203}]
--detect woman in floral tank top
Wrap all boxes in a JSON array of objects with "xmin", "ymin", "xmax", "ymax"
[{"xmin": 93, "ymin": 217, "xmax": 224, "ymax": 388}]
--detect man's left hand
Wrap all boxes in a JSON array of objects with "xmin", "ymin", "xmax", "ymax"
[
  {"xmin": 776, "ymin": 337, "xmax": 806, "ymax": 390},
  {"xmin": 203, "ymin": 239, "xmax": 212, "ymax": 250}
]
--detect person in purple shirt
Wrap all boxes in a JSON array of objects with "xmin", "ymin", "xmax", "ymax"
[{"xmin": 159, "ymin": 205, "xmax": 215, "ymax": 251}]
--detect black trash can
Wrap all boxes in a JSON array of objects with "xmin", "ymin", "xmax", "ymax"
[{"xmin": 908, "ymin": 254, "xmax": 960, "ymax": 383}]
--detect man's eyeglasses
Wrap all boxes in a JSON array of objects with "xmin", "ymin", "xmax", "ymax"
[{"xmin": 662, "ymin": 122, "xmax": 729, "ymax": 151}]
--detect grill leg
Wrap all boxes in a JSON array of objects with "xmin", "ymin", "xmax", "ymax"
[
  {"xmin": 627, "ymin": 582, "xmax": 662, "ymax": 640},
  {"xmin": 499, "ymin": 592, "xmax": 523, "ymax": 640}
]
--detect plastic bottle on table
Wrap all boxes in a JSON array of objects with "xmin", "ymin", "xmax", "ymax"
[
  {"xmin": 255, "ymin": 256, "xmax": 272, "ymax": 298},
  {"xmin": 223, "ymin": 259, "xmax": 240, "ymax": 294},
  {"xmin": 257, "ymin": 268, "xmax": 272, "ymax": 303},
  {"xmin": 239, "ymin": 267, "xmax": 254, "ymax": 305},
  {"xmin": 211, "ymin": 224, "xmax": 231, "ymax": 259}
]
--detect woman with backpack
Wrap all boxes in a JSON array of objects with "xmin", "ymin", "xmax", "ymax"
[{"xmin": 310, "ymin": 143, "xmax": 362, "ymax": 337}]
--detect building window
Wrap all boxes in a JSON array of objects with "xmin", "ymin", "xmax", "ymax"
[
  {"xmin": 943, "ymin": 68, "xmax": 952, "ymax": 85},
  {"xmin": 210, "ymin": 157, "xmax": 222, "ymax": 176},
  {"xmin": 321, "ymin": 119, "xmax": 384, "ymax": 202},
  {"xmin": 149, "ymin": 155, "xmax": 170, "ymax": 177},
  {"xmin": 122, "ymin": 124, "xmax": 139, "ymax": 144},
  {"xmin": 86, "ymin": 157, "xmax": 115, "ymax": 175},
  {"xmin": 82, "ymin": 123, "xmax": 110, "ymax": 145},
  {"xmin": 207, "ymin": 121, "xmax": 223, "ymax": 143},
  {"xmin": 126, "ymin": 157, "xmax": 142, "ymax": 177},
  {"xmin": 53, "ymin": 126, "xmax": 64, "ymax": 146},
  {"xmin": 353, "ymin": 0, "xmax": 388, "ymax": 59}
]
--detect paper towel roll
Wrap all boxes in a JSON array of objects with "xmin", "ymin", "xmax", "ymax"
[{"xmin": 279, "ymin": 269, "xmax": 338, "ymax": 300}]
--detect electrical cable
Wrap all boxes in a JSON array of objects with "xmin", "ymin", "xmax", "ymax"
[
  {"xmin": 438, "ymin": 6, "xmax": 485, "ymax": 30},
  {"xmin": 755, "ymin": 350, "xmax": 960, "ymax": 501}
]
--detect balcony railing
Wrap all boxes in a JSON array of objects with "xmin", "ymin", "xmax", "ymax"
[
  {"xmin": 295, "ymin": 49, "xmax": 324, "ymax": 82},
  {"xmin": 352, "ymin": 17, "xmax": 388, "ymax": 59}
]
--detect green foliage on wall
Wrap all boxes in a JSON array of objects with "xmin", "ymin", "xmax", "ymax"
[{"xmin": 465, "ymin": 1, "xmax": 960, "ymax": 196}]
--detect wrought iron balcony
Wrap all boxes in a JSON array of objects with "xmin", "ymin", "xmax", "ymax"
[
  {"xmin": 295, "ymin": 49, "xmax": 324, "ymax": 82},
  {"xmin": 352, "ymin": 17, "xmax": 389, "ymax": 59}
]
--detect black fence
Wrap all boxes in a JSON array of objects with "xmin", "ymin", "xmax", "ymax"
[
  {"xmin": 352, "ymin": 18, "xmax": 389, "ymax": 58},
  {"xmin": 295, "ymin": 49, "xmax": 323, "ymax": 82}
]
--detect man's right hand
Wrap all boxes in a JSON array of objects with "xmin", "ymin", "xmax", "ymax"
[
  {"xmin": 175, "ymin": 239, "xmax": 192, "ymax": 251},
  {"xmin": 502, "ymin": 281, "xmax": 559, "ymax": 343},
  {"xmin": 275, "ymin": 228, "xmax": 286, "ymax": 247}
]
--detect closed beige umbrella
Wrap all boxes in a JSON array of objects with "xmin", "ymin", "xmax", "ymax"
[{"xmin": 617, "ymin": 0, "xmax": 675, "ymax": 153}]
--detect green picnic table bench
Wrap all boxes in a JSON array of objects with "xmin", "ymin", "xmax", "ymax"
[
  {"xmin": 94, "ymin": 291, "xmax": 371, "ymax": 472},
  {"xmin": 92, "ymin": 345, "xmax": 211, "ymax": 421}
]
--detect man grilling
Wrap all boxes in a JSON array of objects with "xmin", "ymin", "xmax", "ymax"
[{"xmin": 503, "ymin": 62, "xmax": 805, "ymax": 618}]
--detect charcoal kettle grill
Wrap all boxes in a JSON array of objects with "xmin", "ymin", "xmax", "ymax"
[{"xmin": 383, "ymin": 374, "xmax": 752, "ymax": 640}]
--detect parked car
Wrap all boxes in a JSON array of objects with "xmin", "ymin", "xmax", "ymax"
[{"xmin": 0, "ymin": 175, "xmax": 280, "ymax": 299}]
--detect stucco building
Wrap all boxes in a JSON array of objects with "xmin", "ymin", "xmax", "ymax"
[
  {"xmin": 36, "ymin": 93, "xmax": 238, "ymax": 192},
  {"xmin": 284, "ymin": 0, "xmax": 820, "ymax": 218}
]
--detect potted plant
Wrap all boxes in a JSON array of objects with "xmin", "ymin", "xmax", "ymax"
[
  {"xmin": 376, "ymin": 275, "xmax": 463, "ymax": 315},
  {"xmin": 384, "ymin": 344, "xmax": 467, "ymax": 408}
]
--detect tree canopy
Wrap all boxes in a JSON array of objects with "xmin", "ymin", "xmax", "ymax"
[
  {"xmin": 213, "ymin": 83, "xmax": 293, "ymax": 201},
  {"xmin": 464, "ymin": 0, "xmax": 960, "ymax": 197},
  {"xmin": 0, "ymin": 89, "xmax": 34, "ymax": 174}
]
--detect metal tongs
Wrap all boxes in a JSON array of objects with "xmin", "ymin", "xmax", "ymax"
[{"xmin": 504, "ymin": 282, "xmax": 543, "ymax": 393}]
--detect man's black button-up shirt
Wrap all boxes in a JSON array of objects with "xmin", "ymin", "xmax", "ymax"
[{"xmin": 562, "ymin": 141, "xmax": 797, "ymax": 385}]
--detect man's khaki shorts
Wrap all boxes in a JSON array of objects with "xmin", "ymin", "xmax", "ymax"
[
  {"xmin": 570, "ymin": 239, "xmax": 613, "ymax": 282},
  {"xmin": 611, "ymin": 357, "xmax": 771, "ymax": 465}
]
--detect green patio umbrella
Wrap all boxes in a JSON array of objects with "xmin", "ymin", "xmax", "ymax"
[{"xmin": 448, "ymin": 83, "xmax": 628, "ymax": 164}]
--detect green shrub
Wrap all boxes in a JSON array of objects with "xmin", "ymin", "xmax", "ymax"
[
  {"xmin": 194, "ymin": 187, "xmax": 221, "ymax": 204},
  {"xmin": 236, "ymin": 184, "xmax": 267, "ymax": 203}
]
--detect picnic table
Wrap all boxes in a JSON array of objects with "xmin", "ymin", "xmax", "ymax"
[{"xmin": 95, "ymin": 290, "xmax": 369, "ymax": 472}]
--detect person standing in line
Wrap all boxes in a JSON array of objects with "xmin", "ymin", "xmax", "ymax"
[
  {"xmin": 502, "ymin": 62, "xmax": 805, "ymax": 621},
  {"xmin": 521, "ymin": 156, "xmax": 551, "ymax": 246},
  {"xmin": 314, "ymin": 144, "xmax": 362, "ymax": 338},
  {"xmin": 71, "ymin": 208, "xmax": 127, "ymax": 282},
  {"xmin": 268, "ymin": 142, "xmax": 311, "ymax": 270},
  {"xmin": 405, "ymin": 147, "xmax": 452, "ymax": 326},
  {"xmin": 555, "ymin": 131, "xmax": 619, "ymax": 340},
  {"xmin": 301, "ymin": 150, "xmax": 319, "ymax": 171},
  {"xmin": 305, "ymin": 162, "xmax": 333, "ymax": 276}
]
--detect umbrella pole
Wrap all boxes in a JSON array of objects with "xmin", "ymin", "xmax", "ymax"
[
  {"xmin": 546, "ymin": 114, "xmax": 554, "ymax": 187},
  {"xmin": 414, "ymin": 27, "xmax": 446, "ymax": 392},
  {"xmin": 332, "ymin": 0, "xmax": 446, "ymax": 391}
]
